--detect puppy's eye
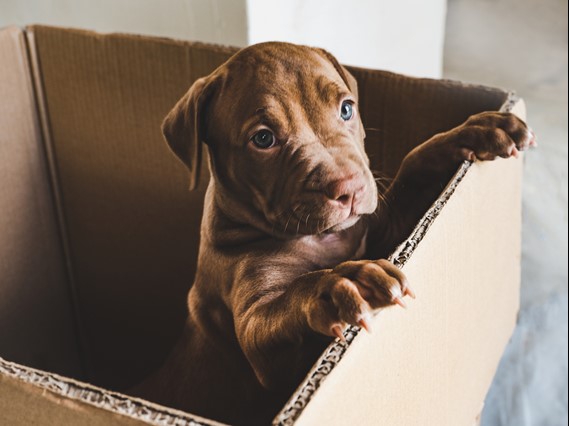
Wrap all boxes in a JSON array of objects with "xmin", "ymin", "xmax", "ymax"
[
  {"xmin": 340, "ymin": 101, "xmax": 354, "ymax": 121},
  {"xmin": 251, "ymin": 129, "xmax": 276, "ymax": 149}
]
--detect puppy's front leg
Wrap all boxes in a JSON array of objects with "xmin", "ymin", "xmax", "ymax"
[
  {"xmin": 233, "ymin": 259, "xmax": 414, "ymax": 391},
  {"xmin": 368, "ymin": 111, "xmax": 535, "ymax": 258}
]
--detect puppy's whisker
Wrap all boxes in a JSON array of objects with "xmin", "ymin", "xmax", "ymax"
[
  {"xmin": 377, "ymin": 193, "xmax": 389, "ymax": 209},
  {"xmin": 283, "ymin": 205, "xmax": 301, "ymax": 234},
  {"xmin": 373, "ymin": 177, "xmax": 392, "ymax": 186},
  {"xmin": 371, "ymin": 171, "xmax": 392, "ymax": 209},
  {"xmin": 316, "ymin": 219, "xmax": 323, "ymax": 235},
  {"xmin": 374, "ymin": 177, "xmax": 392, "ymax": 186},
  {"xmin": 283, "ymin": 213, "xmax": 294, "ymax": 234}
]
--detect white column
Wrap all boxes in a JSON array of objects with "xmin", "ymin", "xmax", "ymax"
[{"xmin": 246, "ymin": 0, "xmax": 447, "ymax": 77}]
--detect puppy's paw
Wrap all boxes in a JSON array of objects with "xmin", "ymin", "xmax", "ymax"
[
  {"xmin": 457, "ymin": 112, "xmax": 536, "ymax": 161},
  {"xmin": 305, "ymin": 259, "xmax": 414, "ymax": 340}
]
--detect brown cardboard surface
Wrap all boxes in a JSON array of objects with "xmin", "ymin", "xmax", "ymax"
[
  {"xmin": 26, "ymin": 25, "xmax": 235, "ymax": 389},
  {"xmin": 0, "ymin": 26, "xmax": 81, "ymax": 377}
]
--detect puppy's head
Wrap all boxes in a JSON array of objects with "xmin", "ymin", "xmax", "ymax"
[{"xmin": 163, "ymin": 42, "xmax": 378, "ymax": 236}]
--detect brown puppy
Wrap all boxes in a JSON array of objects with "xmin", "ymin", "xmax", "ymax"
[{"xmin": 133, "ymin": 42, "xmax": 535, "ymax": 425}]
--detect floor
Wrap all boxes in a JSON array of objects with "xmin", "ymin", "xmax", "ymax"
[{"xmin": 443, "ymin": 0, "xmax": 568, "ymax": 425}]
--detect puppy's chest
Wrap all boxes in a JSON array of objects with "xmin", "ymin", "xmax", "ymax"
[{"xmin": 300, "ymin": 226, "xmax": 368, "ymax": 269}]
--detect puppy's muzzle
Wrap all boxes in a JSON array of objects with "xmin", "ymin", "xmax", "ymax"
[{"xmin": 323, "ymin": 174, "xmax": 368, "ymax": 214}]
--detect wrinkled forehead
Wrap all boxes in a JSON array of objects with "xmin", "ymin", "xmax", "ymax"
[
  {"xmin": 220, "ymin": 43, "xmax": 351, "ymax": 111},
  {"xmin": 227, "ymin": 42, "xmax": 341, "ymax": 80}
]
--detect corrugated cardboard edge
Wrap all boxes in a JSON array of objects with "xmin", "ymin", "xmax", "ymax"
[
  {"xmin": 0, "ymin": 357, "xmax": 228, "ymax": 426},
  {"xmin": 272, "ymin": 91, "xmax": 521, "ymax": 426}
]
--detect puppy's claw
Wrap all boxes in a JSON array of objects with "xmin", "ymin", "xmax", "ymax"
[
  {"xmin": 511, "ymin": 146, "xmax": 520, "ymax": 158},
  {"xmin": 527, "ymin": 128, "xmax": 538, "ymax": 148},
  {"xmin": 403, "ymin": 286, "xmax": 416, "ymax": 299},
  {"xmin": 357, "ymin": 316, "xmax": 372, "ymax": 333},
  {"xmin": 331, "ymin": 325, "xmax": 346, "ymax": 342},
  {"xmin": 394, "ymin": 297, "xmax": 407, "ymax": 309}
]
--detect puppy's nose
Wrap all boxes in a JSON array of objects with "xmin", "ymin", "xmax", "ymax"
[{"xmin": 324, "ymin": 175, "xmax": 365, "ymax": 208}]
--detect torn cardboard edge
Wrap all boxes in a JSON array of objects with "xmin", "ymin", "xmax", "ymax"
[{"xmin": 273, "ymin": 93, "xmax": 520, "ymax": 426}]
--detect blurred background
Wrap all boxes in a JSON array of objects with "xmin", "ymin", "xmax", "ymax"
[
  {"xmin": 1, "ymin": 0, "xmax": 567, "ymax": 424},
  {"xmin": 445, "ymin": 1, "xmax": 567, "ymax": 425}
]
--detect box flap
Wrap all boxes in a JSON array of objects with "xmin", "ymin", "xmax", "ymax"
[
  {"xmin": 0, "ymin": 26, "xmax": 82, "ymax": 378},
  {"xmin": 0, "ymin": 357, "xmax": 228, "ymax": 426}
]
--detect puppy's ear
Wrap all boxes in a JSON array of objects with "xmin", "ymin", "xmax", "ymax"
[
  {"xmin": 162, "ymin": 76, "xmax": 217, "ymax": 190},
  {"xmin": 314, "ymin": 48, "xmax": 359, "ymax": 99}
]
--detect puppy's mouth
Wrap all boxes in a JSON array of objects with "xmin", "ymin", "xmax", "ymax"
[
  {"xmin": 323, "ymin": 214, "xmax": 362, "ymax": 233},
  {"xmin": 269, "ymin": 205, "xmax": 367, "ymax": 236},
  {"xmin": 266, "ymin": 175, "xmax": 378, "ymax": 236}
]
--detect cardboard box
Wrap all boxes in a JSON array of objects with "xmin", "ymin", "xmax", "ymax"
[{"xmin": 0, "ymin": 25, "xmax": 524, "ymax": 425}]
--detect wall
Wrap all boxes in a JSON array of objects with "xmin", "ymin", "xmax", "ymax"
[
  {"xmin": 0, "ymin": 0, "xmax": 249, "ymax": 46},
  {"xmin": 0, "ymin": 0, "xmax": 447, "ymax": 77},
  {"xmin": 247, "ymin": 0, "xmax": 447, "ymax": 77}
]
